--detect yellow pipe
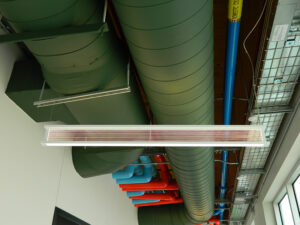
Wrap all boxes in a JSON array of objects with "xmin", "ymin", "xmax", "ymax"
[{"xmin": 228, "ymin": 0, "xmax": 243, "ymax": 22}]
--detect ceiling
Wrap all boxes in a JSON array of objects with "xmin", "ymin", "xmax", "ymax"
[{"xmin": 1, "ymin": 0, "xmax": 298, "ymax": 224}]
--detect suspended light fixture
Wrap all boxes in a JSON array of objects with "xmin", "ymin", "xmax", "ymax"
[{"xmin": 43, "ymin": 125, "xmax": 267, "ymax": 147}]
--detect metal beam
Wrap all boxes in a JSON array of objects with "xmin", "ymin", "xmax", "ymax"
[
  {"xmin": 215, "ymin": 198, "xmax": 251, "ymax": 205},
  {"xmin": 215, "ymin": 207, "xmax": 231, "ymax": 211},
  {"xmin": 34, "ymin": 86, "xmax": 130, "ymax": 107},
  {"xmin": 0, "ymin": 23, "xmax": 108, "ymax": 44},
  {"xmin": 235, "ymin": 192, "xmax": 258, "ymax": 200},
  {"xmin": 215, "ymin": 160, "xmax": 239, "ymax": 165},
  {"xmin": 128, "ymin": 162, "xmax": 169, "ymax": 166},
  {"xmin": 238, "ymin": 168, "xmax": 265, "ymax": 175},
  {"xmin": 233, "ymin": 200, "xmax": 252, "ymax": 205},
  {"xmin": 215, "ymin": 199, "xmax": 232, "ymax": 204},
  {"xmin": 130, "ymin": 159, "xmax": 240, "ymax": 166},
  {"xmin": 215, "ymin": 97, "xmax": 249, "ymax": 101},
  {"xmin": 141, "ymin": 148, "xmax": 167, "ymax": 156},
  {"xmin": 221, "ymin": 219, "xmax": 245, "ymax": 223},
  {"xmin": 34, "ymin": 61, "xmax": 130, "ymax": 107},
  {"xmin": 142, "ymin": 147, "xmax": 241, "ymax": 155},
  {"xmin": 214, "ymin": 147, "xmax": 241, "ymax": 152},
  {"xmin": 251, "ymin": 105, "xmax": 292, "ymax": 115}
]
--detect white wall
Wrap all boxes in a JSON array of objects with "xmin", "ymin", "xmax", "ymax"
[{"xmin": 0, "ymin": 42, "xmax": 138, "ymax": 225}]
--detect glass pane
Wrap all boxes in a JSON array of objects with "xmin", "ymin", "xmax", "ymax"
[
  {"xmin": 293, "ymin": 175, "xmax": 300, "ymax": 212},
  {"xmin": 279, "ymin": 194, "xmax": 295, "ymax": 225}
]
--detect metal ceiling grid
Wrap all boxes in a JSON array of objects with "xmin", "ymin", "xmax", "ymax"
[
  {"xmin": 231, "ymin": 204, "xmax": 249, "ymax": 220},
  {"xmin": 241, "ymin": 147, "xmax": 271, "ymax": 169},
  {"xmin": 236, "ymin": 174, "xmax": 261, "ymax": 194},
  {"xmin": 256, "ymin": 42, "xmax": 299, "ymax": 107},
  {"xmin": 230, "ymin": 8, "xmax": 300, "ymax": 224},
  {"xmin": 241, "ymin": 112, "xmax": 284, "ymax": 169}
]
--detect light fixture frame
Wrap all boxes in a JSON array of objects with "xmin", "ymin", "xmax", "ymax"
[{"xmin": 43, "ymin": 125, "xmax": 267, "ymax": 148}]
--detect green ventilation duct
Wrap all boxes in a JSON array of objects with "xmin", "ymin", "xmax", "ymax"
[
  {"xmin": 69, "ymin": 72, "xmax": 148, "ymax": 177},
  {"xmin": 0, "ymin": 0, "xmax": 148, "ymax": 176},
  {"xmin": 0, "ymin": 0, "xmax": 117, "ymax": 95},
  {"xmin": 113, "ymin": 0, "xmax": 215, "ymax": 223}
]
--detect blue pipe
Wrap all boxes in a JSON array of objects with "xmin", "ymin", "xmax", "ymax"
[
  {"xmin": 126, "ymin": 190, "xmax": 164, "ymax": 198},
  {"xmin": 127, "ymin": 191, "xmax": 145, "ymax": 197},
  {"xmin": 213, "ymin": 210, "xmax": 221, "ymax": 216},
  {"xmin": 131, "ymin": 199, "xmax": 160, "ymax": 204},
  {"xmin": 112, "ymin": 161, "xmax": 143, "ymax": 179},
  {"xmin": 223, "ymin": 21, "xmax": 241, "ymax": 125},
  {"xmin": 115, "ymin": 156, "xmax": 157, "ymax": 184},
  {"xmin": 218, "ymin": 0, "xmax": 243, "ymax": 219}
]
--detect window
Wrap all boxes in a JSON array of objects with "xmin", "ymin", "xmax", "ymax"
[
  {"xmin": 293, "ymin": 175, "xmax": 300, "ymax": 212},
  {"xmin": 52, "ymin": 207, "xmax": 90, "ymax": 225},
  {"xmin": 278, "ymin": 194, "xmax": 295, "ymax": 225},
  {"xmin": 274, "ymin": 166, "xmax": 300, "ymax": 225}
]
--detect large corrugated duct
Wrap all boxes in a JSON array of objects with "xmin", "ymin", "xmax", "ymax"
[
  {"xmin": 113, "ymin": 0, "xmax": 215, "ymax": 224},
  {"xmin": 0, "ymin": 0, "xmax": 147, "ymax": 176}
]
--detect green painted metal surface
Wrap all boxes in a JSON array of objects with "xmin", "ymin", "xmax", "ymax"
[
  {"xmin": 138, "ymin": 204, "xmax": 196, "ymax": 225},
  {"xmin": 0, "ymin": 0, "xmax": 117, "ymax": 95},
  {"xmin": 113, "ymin": 0, "xmax": 215, "ymax": 223},
  {"xmin": 6, "ymin": 60, "xmax": 78, "ymax": 124},
  {"xmin": 0, "ymin": 23, "xmax": 108, "ymax": 44},
  {"xmin": 72, "ymin": 147, "xmax": 145, "ymax": 178},
  {"xmin": 1, "ymin": 0, "xmax": 147, "ymax": 177}
]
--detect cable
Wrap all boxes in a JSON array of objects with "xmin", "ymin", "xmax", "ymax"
[
  {"xmin": 242, "ymin": 0, "xmax": 268, "ymax": 125},
  {"xmin": 38, "ymin": 80, "xmax": 46, "ymax": 101},
  {"xmin": 242, "ymin": 0, "xmax": 268, "ymax": 83}
]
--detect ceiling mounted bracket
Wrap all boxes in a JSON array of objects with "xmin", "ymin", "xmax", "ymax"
[
  {"xmin": 0, "ymin": 22, "xmax": 109, "ymax": 44},
  {"xmin": 33, "ymin": 61, "xmax": 131, "ymax": 107},
  {"xmin": 0, "ymin": 0, "xmax": 109, "ymax": 44}
]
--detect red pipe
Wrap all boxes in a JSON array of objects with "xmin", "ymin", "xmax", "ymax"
[
  {"xmin": 121, "ymin": 182, "xmax": 179, "ymax": 191},
  {"xmin": 173, "ymin": 190, "xmax": 179, "ymax": 198},
  {"xmin": 129, "ymin": 193, "xmax": 175, "ymax": 201},
  {"xmin": 197, "ymin": 219, "xmax": 220, "ymax": 225},
  {"xmin": 120, "ymin": 155, "xmax": 169, "ymax": 190},
  {"xmin": 134, "ymin": 198, "xmax": 184, "ymax": 207}
]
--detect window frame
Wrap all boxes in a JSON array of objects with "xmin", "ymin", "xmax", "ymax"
[
  {"xmin": 52, "ymin": 207, "xmax": 90, "ymax": 225},
  {"xmin": 292, "ymin": 174, "xmax": 300, "ymax": 213},
  {"xmin": 273, "ymin": 164, "xmax": 300, "ymax": 225}
]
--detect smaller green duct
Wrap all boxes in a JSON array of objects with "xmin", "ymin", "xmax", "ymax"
[
  {"xmin": 69, "ymin": 68, "xmax": 148, "ymax": 177},
  {"xmin": 72, "ymin": 147, "xmax": 144, "ymax": 178},
  {"xmin": 0, "ymin": 0, "xmax": 117, "ymax": 94},
  {"xmin": 138, "ymin": 205, "xmax": 197, "ymax": 225}
]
